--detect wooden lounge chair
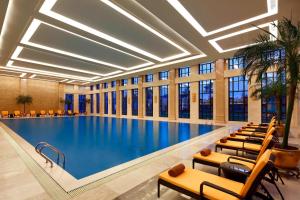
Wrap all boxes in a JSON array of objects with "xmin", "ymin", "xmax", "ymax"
[
  {"xmin": 67, "ymin": 110, "xmax": 73, "ymax": 116},
  {"xmin": 193, "ymin": 135, "xmax": 274, "ymax": 170},
  {"xmin": 30, "ymin": 110, "xmax": 36, "ymax": 117},
  {"xmin": 57, "ymin": 109, "xmax": 63, "ymax": 116},
  {"xmin": 48, "ymin": 110, "xmax": 54, "ymax": 116},
  {"xmin": 158, "ymin": 151, "xmax": 274, "ymax": 200},
  {"xmin": 235, "ymin": 120, "xmax": 275, "ymax": 138},
  {"xmin": 244, "ymin": 116, "xmax": 275, "ymax": 129},
  {"xmin": 215, "ymin": 130, "xmax": 275, "ymax": 155},
  {"xmin": 1, "ymin": 111, "xmax": 9, "ymax": 118},
  {"xmin": 240, "ymin": 119, "xmax": 275, "ymax": 133},
  {"xmin": 14, "ymin": 110, "xmax": 21, "ymax": 117},
  {"xmin": 40, "ymin": 110, "xmax": 46, "ymax": 117}
]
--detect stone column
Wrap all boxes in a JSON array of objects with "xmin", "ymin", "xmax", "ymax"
[
  {"xmin": 116, "ymin": 80, "xmax": 121, "ymax": 117},
  {"xmin": 100, "ymin": 86, "xmax": 104, "ymax": 116},
  {"xmin": 190, "ymin": 65, "xmax": 199, "ymax": 122},
  {"xmin": 138, "ymin": 75, "xmax": 144, "ymax": 118},
  {"xmin": 153, "ymin": 73, "xmax": 159, "ymax": 118},
  {"xmin": 214, "ymin": 59, "xmax": 226, "ymax": 123},
  {"xmin": 248, "ymin": 76, "xmax": 261, "ymax": 123},
  {"xmin": 168, "ymin": 69, "xmax": 176, "ymax": 120},
  {"xmin": 73, "ymin": 85, "xmax": 79, "ymax": 113},
  {"xmin": 127, "ymin": 88, "xmax": 132, "ymax": 117},
  {"xmin": 93, "ymin": 93, "xmax": 97, "ymax": 115}
]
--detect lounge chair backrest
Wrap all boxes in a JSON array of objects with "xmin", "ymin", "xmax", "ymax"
[
  {"xmin": 30, "ymin": 110, "xmax": 36, "ymax": 115},
  {"xmin": 14, "ymin": 111, "xmax": 20, "ymax": 116},
  {"xmin": 266, "ymin": 119, "xmax": 275, "ymax": 133},
  {"xmin": 241, "ymin": 150, "xmax": 272, "ymax": 197},
  {"xmin": 49, "ymin": 110, "xmax": 53, "ymax": 114},
  {"xmin": 40, "ymin": 110, "xmax": 46, "ymax": 115},
  {"xmin": 68, "ymin": 110, "xmax": 72, "ymax": 114},
  {"xmin": 256, "ymin": 135, "xmax": 273, "ymax": 161},
  {"xmin": 57, "ymin": 110, "xmax": 62, "ymax": 114},
  {"xmin": 262, "ymin": 127, "xmax": 275, "ymax": 146},
  {"xmin": 1, "ymin": 111, "xmax": 8, "ymax": 116}
]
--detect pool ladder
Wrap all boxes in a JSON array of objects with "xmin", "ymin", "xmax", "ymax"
[{"xmin": 35, "ymin": 142, "xmax": 65, "ymax": 168}]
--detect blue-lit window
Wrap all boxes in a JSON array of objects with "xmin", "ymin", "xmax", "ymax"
[
  {"xmin": 122, "ymin": 90, "xmax": 127, "ymax": 115},
  {"xmin": 90, "ymin": 85, "xmax": 93, "ymax": 91},
  {"xmin": 178, "ymin": 67, "xmax": 190, "ymax": 77},
  {"xmin": 96, "ymin": 93, "xmax": 100, "ymax": 114},
  {"xmin": 111, "ymin": 81, "xmax": 116, "ymax": 88},
  {"xmin": 228, "ymin": 56, "xmax": 245, "ymax": 70},
  {"xmin": 199, "ymin": 80, "xmax": 213, "ymax": 119},
  {"xmin": 261, "ymin": 72, "xmax": 286, "ymax": 123},
  {"xmin": 178, "ymin": 83, "xmax": 190, "ymax": 118},
  {"xmin": 159, "ymin": 71, "xmax": 169, "ymax": 80},
  {"xmin": 145, "ymin": 87, "xmax": 153, "ymax": 116},
  {"xmin": 145, "ymin": 74, "xmax": 153, "ymax": 82},
  {"xmin": 65, "ymin": 94, "xmax": 74, "ymax": 112},
  {"xmin": 131, "ymin": 77, "xmax": 139, "ymax": 85},
  {"xmin": 199, "ymin": 62, "xmax": 214, "ymax": 74},
  {"xmin": 103, "ymin": 83, "xmax": 108, "ymax": 88},
  {"xmin": 159, "ymin": 85, "xmax": 168, "ymax": 117},
  {"xmin": 111, "ymin": 91, "xmax": 116, "ymax": 114},
  {"xmin": 96, "ymin": 84, "xmax": 100, "ymax": 90},
  {"xmin": 104, "ymin": 92, "xmax": 108, "ymax": 114},
  {"xmin": 121, "ymin": 79, "xmax": 128, "ymax": 86},
  {"xmin": 132, "ymin": 89, "xmax": 138, "ymax": 116},
  {"xmin": 90, "ymin": 94, "xmax": 94, "ymax": 113},
  {"xmin": 264, "ymin": 49, "xmax": 285, "ymax": 62},
  {"xmin": 79, "ymin": 95, "xmax": 86, "ymax": 113},
  {"xmin": 228, "ymin": 76, "xmax": 248, "ymax": 121}
]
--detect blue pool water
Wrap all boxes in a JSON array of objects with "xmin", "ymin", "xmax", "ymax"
[{"xmin": 1, "ymin": 116, "xmax": 220, "ymax": 179}]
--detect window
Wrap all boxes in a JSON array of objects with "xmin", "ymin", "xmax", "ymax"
[
  {"xmin": 264, "ymin": 49, "xmax": 285, "ymax": 62},
  {"xmin": 96, "ymin": 93, "xmax": 100, "ymax": 114},
  {"xmin": 199, "ymin": 80, "xmax": 213, "ymax": 119},
  {"xmin": 131, "ymin": 77, "xmax": 139, "ymax": 85},
  {"xmin": 112, "ymin": 91, "xmax": 116, "ymax": 114},
  {"xmin": 228, "ymin": 56, "xmax": 245, "ymax": 70},
  {"xmin": 79, "ymin": 95, "xmax": 86, "ymax": 113},
  {"xmin": 103, "ymin": 83, "xmax": 108, "ymax": 88},
  {"xmin": 104, "ymin": 92, "xmax": 108, "ymax": 114},
  {"xmin": 159, "ymin": 71, "xmax": 169, "ymax": 80},
  {"xmin": 228, "ymin": 76, "xmax": 248, "ymax": 121},
  {"xmin": 65, "ymin": 94, "xmax": 74, "ymax": 112},
  {"xmin": 111, "ymin": 81, "xmax": 116, "ymax": 88},
  {"xmin": 132, "ymin": 88, "xmax": 138, "ymax": 116},
  {"xmin": 145, "ymin": 74, "xmax": 153, "ymax": 82},
  {"xmin": 90, "ymin": 94, "xmax": 94, "ymax": 113},
  {"xmin": 178, "ymin": 67, "xmax": 190, "ymax": 77},
  {"xmin": 122, "ymin": 90, "xmax": 127, "ymax": 115},
  {"xmin": 90, "ymin": 85, "xmax": 93, "ymax": 91},
  {"xmin": 261, "ymin": 72, "xmax": 286, "ymax": 123},
  {"xmin": 159, "ymin": 85, "xmax": 168, "ymax": 117},
  {"xmin": 96, "ymin": 84, "xmax": 100, "ymax": 90},
  {"xmin": 145, "ymin": 87, "xmax": 153, "ymax": 116},
  {"xmin": 178, "ymin": 83, "xmax": 190, "ymax": 118},
  {"xmin": 121, "ymin": 79, "xmax": 128, "ymax": 86},
  {"xmin": 199, "ymin": 62, "xmax": 214, "ymax": 74}
]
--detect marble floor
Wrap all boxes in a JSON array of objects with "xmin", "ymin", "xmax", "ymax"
[{"xmin": 0, "ymin": 124, "xmax": 300, "ymax": 200}]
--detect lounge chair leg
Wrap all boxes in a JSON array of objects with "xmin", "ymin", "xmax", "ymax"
[
  {"xmin": 192, "ymin": 160, "xmax": 195, "ymax": 169},
  {"xmin": 260, "ymin": 183, "xmax": 275, "ymax": 200},
  {"xmin": 157, "ymin": 180, "xmax": 160, "ymax": 198}
]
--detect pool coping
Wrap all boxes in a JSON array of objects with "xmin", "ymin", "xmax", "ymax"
[{"xmin": 0, "ymin": 118, "xmax": 227, "ymax": 193}]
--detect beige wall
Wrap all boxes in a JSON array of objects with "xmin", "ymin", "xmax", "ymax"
[{"xmin": 0, "ymin": 76, "xmax": 63, "ymax": 113}]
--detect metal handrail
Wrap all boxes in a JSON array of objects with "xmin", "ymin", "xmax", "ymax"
[{"xmin": 35, "ymin": 142, "xmax": 65, "ymax": 168}]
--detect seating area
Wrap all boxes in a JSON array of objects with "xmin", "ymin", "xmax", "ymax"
[
  {"xmin": 158, "ymin": 118, "xmax": 289, "ymax": 200},
  {"xmin": 0, "ymin": 109, "xmax": 79, "ymax": 118}
]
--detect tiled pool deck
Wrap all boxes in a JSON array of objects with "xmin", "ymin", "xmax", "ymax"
[{"xmin": 0, "ymin": 122, "xmax": 299, "ymax": 200}]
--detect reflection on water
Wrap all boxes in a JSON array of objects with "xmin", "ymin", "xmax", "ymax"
[{"xmin": 1, "ymin": 116, "xmax": 221, "ymax": 179}]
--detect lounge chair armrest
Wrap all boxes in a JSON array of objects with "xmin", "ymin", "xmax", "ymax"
[
  {"xmin": 200, "ymin": 181, "xmax": 243, "ymax": 199},
  {"xmin": 227, "ymin": 156, "xmax": 256, "ymax": 164}
]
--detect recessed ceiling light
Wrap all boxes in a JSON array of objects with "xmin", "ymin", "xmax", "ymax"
[
  {"xmin": 19, "ymin": 73, "xmax": 27, "ymax": 78},
  {"xmin": 167, "ymin": 0, "xmax": 278, "ymax": 36},
  {"xmin": 208, "ymin": 21, "xmax": 277, "ymax": 53},
  {"xmin": 19, "ymin": 19, "xmax": 153, "ymax": 71},
  {"xmin": 29, "ymin": 74, "xmax": 36, "ymax": 79},
  {"xmin": 39, "ymin": 0, "xmax": 194, "ymax": 62}
]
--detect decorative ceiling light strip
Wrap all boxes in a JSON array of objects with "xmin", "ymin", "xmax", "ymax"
[
  {"xmin": 29, "ymin": 74, "xmax": 36, "ymax": 79},
  {"xmin": 19, "ymin": 73, "xmax": 27, "ymax": 78},
  {"xmin": 66, "ymin": 80, "xmax": 75, "ymax": 83},
  {"xmin": 18, "ymin": 19, "xmax": 153, "ymax": 71},
  {"xmin": 60, "ymin": 79, "xmax": 68, "ymax": 82},
  {"xmin": 208, "ymin": 21, "xmax": 277, "ymax": 53},
  {"xmin": 94, "ymin": 53, "xmax": 206, "ymax": 82},
  {"xmin": 0, "ymin": 0, "xmax": 12, "ymax": 45},
  {"xmin": 39, "ymin": 0, "xmax": 195, "ymax": 62},
  {"xmin": 167, "ymin": 0, "xmax": 278, "ymax": 37},
  {"xmin": 11, "ymin": 47, "xmax": 122, "ymax": 77},
  {"xmin": 4, "ymin": 62, "xmax": 92, "ymax": 81}
]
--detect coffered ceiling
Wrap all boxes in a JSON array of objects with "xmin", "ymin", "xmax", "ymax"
[{"xmin": 0, "ymin": 0, "xmax": 299, "ymax": 85}]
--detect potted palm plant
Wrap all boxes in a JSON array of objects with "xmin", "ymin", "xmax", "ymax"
[
  {"xmin": 235, "ymin": 18, "xmax": 300, "ymax": 172},
  {"xmin": 16, "ymin": 95, "xmax": 33, "ymax": 114},
  {"xmin": 250, "ymin": 79, "xmax": 286, "ymax": 136}
]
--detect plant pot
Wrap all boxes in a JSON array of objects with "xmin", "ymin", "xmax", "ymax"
[
  {"xmin": 275, "ymin": 124, "xmax": 285, "ymax": 137},
  {"xmin": 272, "ymin": 145, "xmax": 300, "ymax": 169}
]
